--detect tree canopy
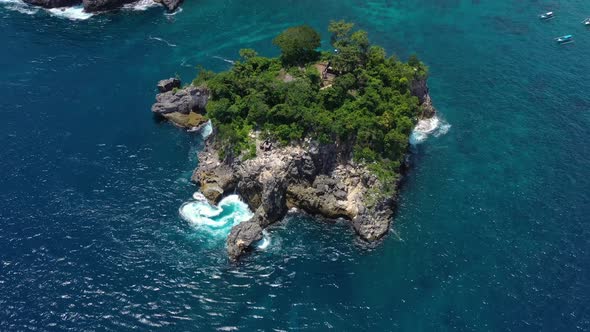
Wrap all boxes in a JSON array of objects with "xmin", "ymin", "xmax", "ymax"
[
  {"xmin": 272, "ymin": 25, "xmax": 321, "ymax": 66},
  {"xmin": 193, "ymin": 21, "xmax": 429, "ymax": 191}
]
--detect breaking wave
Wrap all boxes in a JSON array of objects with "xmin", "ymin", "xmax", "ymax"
[
  {"xmin": 179, "ymin": 194, "xmax": 253, "ymax": 239},
  {"xmin": 163, "ymin": 5, "xmax": 181, "ymax": 16},
  {"xmin": 47, "ymin": 5, "xmax": 93, "ymax": 20},
  {"xmin": 123, "ymin": 0, "xmax": 158, "ymax": 11},
  {"xmin": 409, "ymin": 115, "xmax": 450, "ymax": 145},
  {"xmin": 0, "ymin": 0, "xmax": 39, "ymax": 14}
]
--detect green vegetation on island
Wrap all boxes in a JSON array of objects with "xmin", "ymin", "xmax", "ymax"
[{"xmin": 193, "ymin": 21, "xmax": 429, "ymax": 190}]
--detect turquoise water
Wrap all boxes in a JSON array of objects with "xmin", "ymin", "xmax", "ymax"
[{"xmin": 1, "ymin": 0, "xmax": 590, "ymax": 330}]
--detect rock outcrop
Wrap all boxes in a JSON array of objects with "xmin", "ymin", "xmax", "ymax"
[
  {"xmin": 152, "ymin": 79, "xmax": 209, "ymax": 129},
  {"xmin": 192, "ymin": 136, "xmax": 397, "ymax": 261},
  {"xmin": 157, "ymin": 77, "xmax": 181, "ymax": 93},
  {"xmin": 23, "ymin": 0, "xmax": 80, "ymax": 8},
  {"xmin": 175, "ymin": 77, "xmax": 436, "ymax": 261},
  {"xmin": 154, "ymin": 0, "xmax": 182, "ymax": 11},
  {"xmin": 411, "ymin": 77, "xmax": 436, "ymax": 118}
]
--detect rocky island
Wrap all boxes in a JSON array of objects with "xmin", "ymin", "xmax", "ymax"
[{"xmin": 153, "ymin": 21, "xmax": 436, "ymax": 260}]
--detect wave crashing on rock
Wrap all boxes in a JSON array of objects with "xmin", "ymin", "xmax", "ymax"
[
  {"xmin": 410, "ymin": 115, "xmax": 450, "ymax": 145},
  {"xmin": 179, "ymin": 194, "xmax": 253, "ymax": 239}
]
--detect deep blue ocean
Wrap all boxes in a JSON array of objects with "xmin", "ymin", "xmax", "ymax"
[{"xmin": 1, "ymin": 0, "xmax": 590, "ymax": 330}]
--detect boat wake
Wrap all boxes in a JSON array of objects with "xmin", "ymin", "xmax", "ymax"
[
  {"xmin": 409, "ymin": 115, "xmax": 450, "ymax": 145},
  {"xmin": 149, "ymin": 35, "xmax": 177, "ymax": 47},
  {"xmin": 212, "ymin": 56, "xmax": 235, "ymax": 65}
]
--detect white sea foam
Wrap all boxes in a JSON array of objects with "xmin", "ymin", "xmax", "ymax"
[
  {"xmin": 47, "ymin": 5, "xmax": 93, "ymax": 20},
  {"xmin": 409, "ymin": 115, "xmax": 450, "ymax": 145},
  {"xmin": 149, "ymin": 35, "xmax": 177, "ymax": 47},
  {"xmin": 192, "ymin": 191, "xmax": 207, "ymax": 201},
  {"xmin": 255, "ymin": 231, "xmax": 271, "ymax": 250},
  {"xmin": 179, "ymin": 194, "xmax": 253, "ymax": 237},
  {"xmin": 163, "ymin": 6, "xmax": 181, "ymax": 16},
  {"xmin": 0, "ymin": 0, "xmax": 38, "ymax": 15},
  {"xmin": 200, "ymin": 121, "xmax": 212, "ymax": 139},
  {"xmin": 123, "ymin": 0, "xmax": 158, "ymax": 11}
]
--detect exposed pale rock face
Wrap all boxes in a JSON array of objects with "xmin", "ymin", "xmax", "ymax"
[{"xmin": 193, "ymin": 137, "xmax": 395, "ymax": 261}]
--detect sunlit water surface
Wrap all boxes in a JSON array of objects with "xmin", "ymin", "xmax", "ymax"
[{"xmin": 1, "ymin": 0, "xmax": 589, "ymax": 330}]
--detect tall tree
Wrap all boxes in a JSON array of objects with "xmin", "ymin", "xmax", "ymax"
[{"xmin": 273, "ymin": 25, "xmax": 321, "ymax": 66}]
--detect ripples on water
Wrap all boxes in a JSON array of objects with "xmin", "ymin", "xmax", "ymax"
[{"xmin": 1, "ymin": 0, "xmax": 590, "ymax": 330}]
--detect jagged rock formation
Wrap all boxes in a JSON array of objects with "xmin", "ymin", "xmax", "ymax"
[
  {"xmin": 411, "ymin": 77, "xmax": 436, "ymax": 118},
  {"xmin": 154, "ymin": 0, "xmax": 181, "ymax": 11},
  {"xmin": 157, "ymin": 77, "xmax": 181, "ymax": 93},
  {"xmin": 179, "ymin": 77, "xmax": 436, "ymax": 261},
  {"xmin": 151, "ymin": 79, "xmax": 209, "ymax": 129},
  {"xmin": 192, "ymin": 134, "xmax": 399, "ymax": 261}
]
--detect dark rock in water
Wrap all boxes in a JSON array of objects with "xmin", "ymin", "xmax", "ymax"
[
  {"xmin": 154, "ymin": 0, "xmax": 182, "ymax": 11},
  {"xmin": 411, "ymin": 77, "xmax": 437, "ymax": 118},
  {"xmin": 152, "ymin": 85, "xmax": 209, "ymax": 116},
  {"xmin": 157, "ymin": 77, "xmax": 181, "ymax": 93},
  {"xmin": 23, "ymin": 0, "xmax": 80, "ymax": 8},
  {"xmin": 82, "ymin": 0, "xmax": 134, "ymax": 12},
  {"xmin": 226, "ymin": 221, "xmax": 263, "ymax": 261},
  {"xmin": 152, "ymin": 84, "xmax": 210, "ymax": 128}
]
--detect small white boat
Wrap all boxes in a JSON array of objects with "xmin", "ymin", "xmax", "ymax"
[
  {"xmin": 540, "ymin": 11, "xmax": 554, "ymax": 20},
  {"xmin": 555, "ymin": 35, "xmax": 574, "ymax": 44},
  {"xmin": 583, "ymin": 18, "xmax": 590, "ymax": 26}
]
